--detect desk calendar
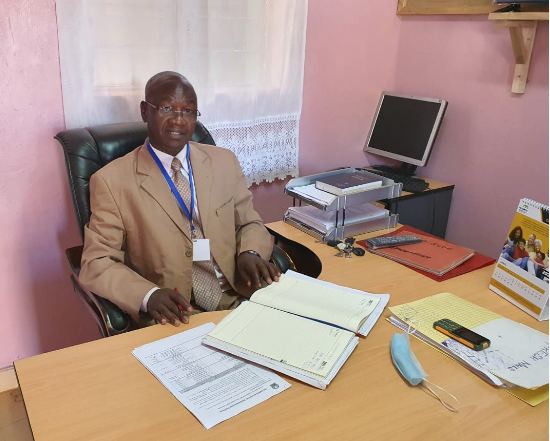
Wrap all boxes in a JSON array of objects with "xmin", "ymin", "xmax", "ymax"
[{"xmin": 490, "ymin": 198, "xmax": 549, "ymax": 321}]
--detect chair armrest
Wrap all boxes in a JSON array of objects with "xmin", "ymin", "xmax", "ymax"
[
  {"xmin": 66, "ymin": 245, "xmax": 130, "ymax": 336},
  {"xmin": 266, "ymin": 227, "xmax": 322, "ymax": 278},
  {"xmin": 270, "ymin": 244, "xmax": 295, "ymax": 273},
  {"xmin": 66, "ymin": 245, "xmax": 83, "ymax": 275},
  {"xmin": 70, "ymin": 274, "xmax": 131, "ymax": 336}
]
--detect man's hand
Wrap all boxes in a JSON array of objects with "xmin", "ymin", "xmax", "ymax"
[
  {"xmin": 147, "ymin": 288, "xmax": 193, "ymax": 326},
  {"xmin": 237, "ymin": 251, "xmax": 281, "ymax": 290}
]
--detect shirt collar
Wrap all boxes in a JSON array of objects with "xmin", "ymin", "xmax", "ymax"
[{"xmin": 148, "ymin": 142, "xmax": 189, "ymax": 175}]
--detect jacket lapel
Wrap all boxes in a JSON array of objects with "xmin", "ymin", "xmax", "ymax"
[
  {"xmin": 136, "ymin": 142, "xmax": 190, "ymax": 239},
  {"xmin": 189, "ymin": 142, "xmax": 212, "ymax": 236}
]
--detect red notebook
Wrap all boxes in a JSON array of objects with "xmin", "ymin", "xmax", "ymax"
[{"xmin": 356, "ymin": 226, "xmax": 495, "ymax": 282}]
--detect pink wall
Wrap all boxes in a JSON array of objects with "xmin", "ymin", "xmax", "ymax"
[
  {"xmin": 1, "ymin": 0, "xmax": 100, "ymax": 368},
  {"xmin": 392, "ymin": 14, "xmax": 549, "ymax": 257},
  {"xmin": 1, "ymin": 0, "xmax": 548, "ymax": 367},
  {"xmin": 252, "ymin": 1, "xmax": 549, "ymax": 261}
]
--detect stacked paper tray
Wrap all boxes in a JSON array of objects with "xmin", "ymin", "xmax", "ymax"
[
  {"xmin": 284, "ymin": 168, "xmax": 402, "ymax": 240},
  {"xmin": 285, "ymin": 214, "xmax": 399, "ymax": 241},
  {"xmin": 285, "ymin": 168, "xmax": 402, "ymax": 212}
]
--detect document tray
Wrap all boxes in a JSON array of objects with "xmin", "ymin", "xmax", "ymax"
[{"xmin": 284, "ymin": 168, "xmax": 402, "ymax": 241}]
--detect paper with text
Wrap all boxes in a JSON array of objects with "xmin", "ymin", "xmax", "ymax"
[
  {"xmin": 290, "ymin": 184, "xmax": 337, "ymax": 205},
  {"xmin": 389, "ymin": 292, "xmax": 501, "ymax": 343},
  {"xmin": 251, "ymin": 272, "xmax": 380, "ymax": 333},
  {"xmin": 442, "ymin": 318, "xmax": 549, "ymax": 389},
  {"xmin": 389, "ymin": 293, "xmax": 549, "ymax": 389},
  {"xmin": 132, "ymin": 323, "xmax": 290, "ymax": 429},
  {"xmin": 206, "ymin": 301, "xmax": 356, "ymax": 378}
]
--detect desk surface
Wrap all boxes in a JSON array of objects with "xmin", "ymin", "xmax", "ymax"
[{"xmin": 15, "ymin": 222, "xmax": 549, "ymax": 440}]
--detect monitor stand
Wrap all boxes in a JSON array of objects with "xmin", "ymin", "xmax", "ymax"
[{"xmin": 372, "ymin": 163, "xmax": 417, "ymax": 176}]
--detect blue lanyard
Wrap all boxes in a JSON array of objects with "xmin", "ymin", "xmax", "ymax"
[{"xmin": 147, "ymin": 141, "xmax": 195, "ymax": 233}]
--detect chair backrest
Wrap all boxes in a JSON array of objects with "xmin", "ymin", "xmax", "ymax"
[{"xmin": 55, "ymin": 121, "xmax": 215, "ymax": 239}]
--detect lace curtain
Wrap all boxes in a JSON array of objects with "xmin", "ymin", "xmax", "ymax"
[{"xmin": 56, "ymin": 0, "xmax": 307, "ymax": 185}]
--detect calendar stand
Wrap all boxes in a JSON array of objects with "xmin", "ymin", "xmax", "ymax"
[{"xmin": 489, "ymin": 198, "xmax": 549, "ymax": 321}]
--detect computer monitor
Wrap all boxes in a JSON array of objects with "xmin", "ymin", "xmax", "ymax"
[{"xmin": 363, "ymin": 92, "xmax": 448, "ymax": 175}]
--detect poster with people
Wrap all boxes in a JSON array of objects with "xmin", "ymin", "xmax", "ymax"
[{"xmin": 490, "ymin": 199, "xmax": 549, "ymax": 321}]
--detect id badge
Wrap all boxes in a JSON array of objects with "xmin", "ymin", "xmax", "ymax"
[{"xmin": 193, "ymin": 239, "xmax": 211, "ymax": 261}]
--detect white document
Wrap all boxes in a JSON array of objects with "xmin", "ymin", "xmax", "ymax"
[
  {"xmin": 442, "ymin": 318, "xmax": 549, "ymax": 389},
  {"xmin": 132, "ymin": 323, "xmax": 291, "ymax": 429},
  {"xmin": 204, "ymin": 302, "xmax": 359, "ymax": 389},
  {"xmin": 250, "ymin": 270, "xmax": 385, "ymax": 335},
  {"xmin": 286, "ymin": 203, "xmax": 389, "ymax": 234},
  {"xmin": 389, "ymin": 316, "xmax": 504, "ymax": 387},
  {"xmin": 290, "ymin": 184, "xmax": 337, "ymax": 205},
  {"xmin": 285, "ymin": 270, "xmax": 390, "ymax": 336}
]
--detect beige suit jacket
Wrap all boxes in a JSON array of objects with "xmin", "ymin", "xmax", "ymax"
[{"xmin": 79, "ymin": 141, "xmax": 273, "ymax": 321}]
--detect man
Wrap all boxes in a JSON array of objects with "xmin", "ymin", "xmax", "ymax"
[{"xmin": 80, "ymin": 71, "xmax": 280, "ymax": 327}]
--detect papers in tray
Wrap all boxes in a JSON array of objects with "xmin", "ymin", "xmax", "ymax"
[
  {"xmin": 132, "ymin": 323, "xmax": 290, "ymax": 429},
  {"xmin": 389, "ymin": 292, "xmax": 549, "ymax": 391},
  {"xmin": 286, "ymin": 203, "xmax": 389, "ymax": 235},
  {"xmin": 289, "ymin": 184, "xmax": 337, "ymax": 205},
  {"xmin": 203, "ymin": 271, "xmax": 389, "ymax": 389}
]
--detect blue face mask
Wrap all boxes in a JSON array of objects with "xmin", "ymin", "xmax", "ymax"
[
  {"xmin": 390, "ymin": 332, "xmax": 427, "ymax": 386},
  {"xmin": 390, "ymin": 329, "xmax": 460, "ymax": 412}
]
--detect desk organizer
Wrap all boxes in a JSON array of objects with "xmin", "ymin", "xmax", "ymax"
[{"xmin": 284, "ymin": 168, "xmax": 402, "ymax": 241}]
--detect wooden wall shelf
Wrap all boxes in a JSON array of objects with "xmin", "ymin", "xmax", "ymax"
[
  {"xmin": 489, "ymin": 11, "xmax": 549, "ymax": 94},
  {"xmin": 397, "ymin": 0, "xmax": 499, "ymax": 15}
]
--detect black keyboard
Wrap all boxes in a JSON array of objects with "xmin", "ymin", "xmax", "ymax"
[{"xmin": 367, "ymin": 169, "xmax": 429, "ymax": 193}]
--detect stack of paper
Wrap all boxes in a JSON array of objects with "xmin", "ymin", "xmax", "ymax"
[
  {"xmin": 133, "ymin": 323, "xmax": 290, "ymax": 429},
  {"xmin": 388, "ymin": 292, "xmax": 549, "ymax": 404},
  {"xmin": 203, "ymin": 271, "xmax": 390, "ymax": 389},
  {"xmin": 289, "ymin": 184, "xmax": 337, "ymax": 205},
  {"xmin": 368, "ymin": 232, "xmax": 474, "ymax": 276},
  {"xmin": 286, "ymin": 203, "xmax": 388, "ymax": 235}
]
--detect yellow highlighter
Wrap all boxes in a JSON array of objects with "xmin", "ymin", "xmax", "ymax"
[{"xmin": 433, "ymin": 319, "xmax": 490, "ymax": 351}]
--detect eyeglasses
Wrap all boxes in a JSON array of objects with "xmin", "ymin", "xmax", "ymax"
[{"xmin": 144, "ymin": 101, "xmax": 201, "ymax": 119}]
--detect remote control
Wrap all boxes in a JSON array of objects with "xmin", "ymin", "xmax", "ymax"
[{"xmin": 366, "ymin": 235, "xmax": 422, "ymax": 249}]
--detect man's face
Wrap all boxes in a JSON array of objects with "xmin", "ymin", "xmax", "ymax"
[{"xmin": 141, "ymin": 79, "xmax": 198, "ymax": 156}]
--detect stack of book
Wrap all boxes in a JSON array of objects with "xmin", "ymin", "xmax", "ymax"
[
  {"xmin": 388, "ymin": 292, "xmax": 549, "ymax": 405},
  {"xmin": 314, "ymin": 172, "xmax": 383, "ymax": 195},
  {"xmin": 365, "ymin": 231, "xmax": 475, "ymax": 276}
]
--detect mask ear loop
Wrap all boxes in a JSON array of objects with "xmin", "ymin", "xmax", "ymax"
[
  {"xmin": 422, "ymin": 379, "xmax": 460, "ymax": 412},
  {"xmin": 405, "ymin": 318, "xmax": 459, "ymax": 412},
  {"xmin": 406, "ymin": 319, "xmax": 420, "ymax": 336}
]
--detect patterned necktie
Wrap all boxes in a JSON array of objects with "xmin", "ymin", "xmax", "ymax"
[{"xmin": 171, "ymin": 157, "xmax": 223, "ymax": 311}]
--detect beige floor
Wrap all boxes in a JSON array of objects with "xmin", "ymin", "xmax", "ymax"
[{"xmin": 0, "ymin": 368, "xmax": 33, "ymax": 441}]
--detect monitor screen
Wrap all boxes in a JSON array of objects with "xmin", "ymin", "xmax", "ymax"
[{"xmin": 363, "ymin": 92, "xmax": 448, "ymax": 168}]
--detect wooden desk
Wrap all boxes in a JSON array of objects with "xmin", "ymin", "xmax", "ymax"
[{"xmin": 14, "ymin": 222, "xmax": 549, "ymax": 440}]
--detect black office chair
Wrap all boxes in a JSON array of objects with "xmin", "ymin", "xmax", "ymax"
[{"xmin": 56, "ymin": 121, "xmax": 321, "ymax": 337}]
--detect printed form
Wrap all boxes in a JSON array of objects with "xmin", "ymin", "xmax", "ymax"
[{"xmin": 132, "ymin": 323, "xmax": 290, "ymax": 429}]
